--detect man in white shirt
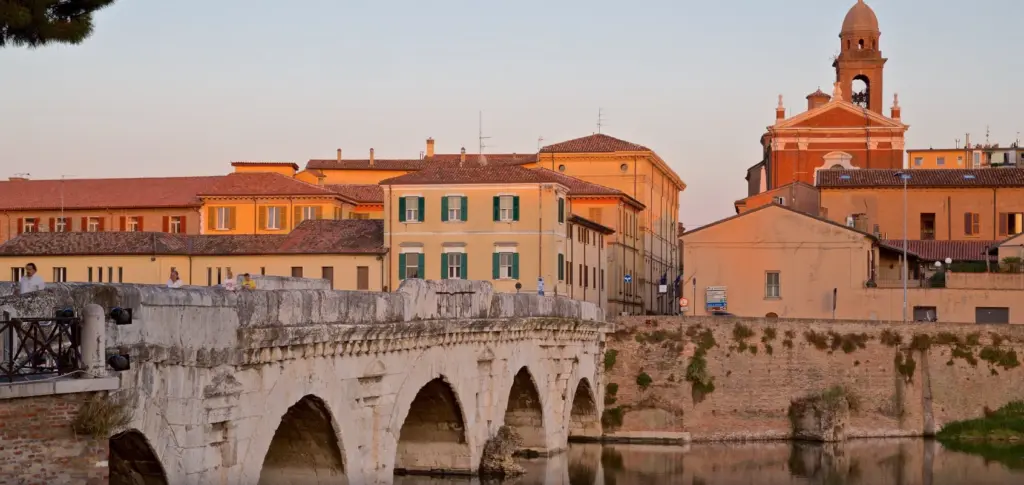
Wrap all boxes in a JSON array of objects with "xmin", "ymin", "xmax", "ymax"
[
  {"xmin": 167, "ymin": 269, "xmax": 184, "ymax": 288},
  {"xmin": 14, "ymin": 263, "xmax": 45, "ymax": 295}
]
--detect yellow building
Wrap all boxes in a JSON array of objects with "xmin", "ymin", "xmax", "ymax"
[
  {"xmin": 0, "ymin": 220, "xmax": 385, "ymax": 291},
  {"xmin": 380, "ymin": 164, "xmax": 616, "ymax": 310},
  {"xmin": 326, "ymin": 184, "xmax": 385, "ymax": 219},
  {"xmin": 906, "ymin": 148, "xmax": 969, "ymax": 169}
]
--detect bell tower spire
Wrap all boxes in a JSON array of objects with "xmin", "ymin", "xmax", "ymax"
[{"xmin": 833, "ymin": 0, "xmax": 887, "ymax": 114}]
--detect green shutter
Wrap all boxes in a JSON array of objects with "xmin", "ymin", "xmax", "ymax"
[
  {"xmin": 512, "ymin": 196, "xmax": 520, "ymax": 221},
  {"xmin": 441, "ymin": 253, "xmax": 448, "ymax": 279},
  {"xmin": 493, "ymin": 196, "xmax": 500, "ymax": 221},
  {"xmin": 512, "ymin": 253, "xmax": 520, "ymax": 279},
  {"xmin": 399, "ymin": 253, "xmax": 407, "ymax": 280},
  {"xmin": 418, "ymin": 253, "xmax": 425, "ymax": 278},
  {"xmin": 417, "ymin": 197, "xmax": 425, "ymax": 222},
  {"xmin": 460, "ymin": 196, "xmax": 468, "ymax": 221},
  {"xmin": 461, "ymin": 252, "xmax": 467, "ymax": 280},
  {"xmin": 558, "ymin": 254, "xmax": 564, "ymax": 280},
  {"xmin": 441, "ymin": 196, "xmax": 449, "ymax": 222},
  {"xmin": 398, "ymin": 197, "xmax": 407, "ymax": 223},
  {"xmin": 558, "ymin": 198, "xmax": 565, "ymax": 223},
  {"xmin": 492, "ymin": 253, "xmax": 500, "ymax": 279}
]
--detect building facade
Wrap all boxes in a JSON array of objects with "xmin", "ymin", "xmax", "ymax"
[{"xmin": 908, "ymin": 145, "xmax": 1024, "ymax": 170}]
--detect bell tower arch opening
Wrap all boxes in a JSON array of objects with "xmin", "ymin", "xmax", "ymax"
[{"xmin": 851, "ymin": 75, "xmax": 870, "ymax": 109}]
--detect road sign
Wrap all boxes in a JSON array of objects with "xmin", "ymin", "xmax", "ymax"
[
  {"xmin": 624, "ymin": 274, "xmax": 632, "ymax": 283},
  {"xmin": 679, "ymin": 297, "xmax": 689, "ymax": 307}
]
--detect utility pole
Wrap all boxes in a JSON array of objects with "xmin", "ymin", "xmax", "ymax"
[
  {"xmin": 478, "ymin": 111, "xmax": 491, "ymax": 165},
  {"xmin": 597, "ymin": 108, "xmax": 606, "ymax": 134}
]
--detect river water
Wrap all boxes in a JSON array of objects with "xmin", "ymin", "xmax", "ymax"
[{"xmin": 394, "ymin": 439, "xmax": 1023, "ymax": 485}]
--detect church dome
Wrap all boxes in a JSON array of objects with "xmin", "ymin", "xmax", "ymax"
[{"xmin": 841, "ymin": 0, "xmax": 879, "ymax": 33}]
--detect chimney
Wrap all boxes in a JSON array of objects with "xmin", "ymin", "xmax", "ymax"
[
  {"xmin": 459, "ymin": 147, "xmax": 466, "ymax": 166},
  {"xmin": 775, "ymin": 94, "xmax": 785, "ymax": 124},
  {"xmin": 8, "ymin": 176, "xmax": 28, "ymax": 182},
  {"xmin": 890, "ymin": 93, "xmax": 901, "ymax": 120},
  {"xmin": 369, "ymin": 148, "xmax": 375, "ymax": 167},
  {"xmin": 336, "ymin": 148, "xmax": 342, "ymax": 162},
  {"xmin": 426, "ymin": 138, "xmax": 435, "ymax": 158},
  {"xmin": 806, "ymin": 88, "xmax": 831, "ymax": 111}
]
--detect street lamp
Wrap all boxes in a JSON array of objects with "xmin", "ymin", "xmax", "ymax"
[{"xmin": 894, "ymin": 171, "xmax": 911, "ymax": 323}]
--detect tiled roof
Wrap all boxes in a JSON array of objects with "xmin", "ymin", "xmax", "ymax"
[
  {"xmin": 306, "ymin": 153, "xmax": 535, "ymax": 171},
  {"xmin": 0, "ymin": 176, "xmax": 219, "ymax": 211},
  {"xmin": 0, "ymin": 220, "xmax": 386, "ymax": 256},
  {"xmin": 540, "ymin": 134, "xmax": 650, "ymax": 153},
  {"xmin": 569, "ymin": 214, "xmax": 615, "ymax": 235},
  {"xmin": 380, "ymin": 165, "xmax": 555, "ymax": 185},
  {"xmin": 817, "ymin": 169, "xmax": 1024, "ymax": 188},
  {"xmin": 880, "ymin": 239, "xmax": 998, "ymax": 262},
  {"xmin": 231, "ymin": 161, "xmax": 300, "ymax": 171},
  {"xmin": 197, "ymin": 173, "xmax": 340, "ymax": 198},
  {"xmin": 326, "ymin": 184, "xmax": 385, "ymax": 204},
  {"xmin": 532, "ymin": 169, "xmax": 621, "ymax": 195}
]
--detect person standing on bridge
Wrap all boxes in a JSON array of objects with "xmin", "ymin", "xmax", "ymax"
[
  {"xmin": 14, "ymin": 263, "xmax": 45, "ymax": 295},
  {"xmin": 222, "ymin": 269, "xmax": 237, "ymax": 291},
  {"xmin": 167, "ymin": 269, "xmax": 183, "ymax": 288},
  {"xmin": 241, "ymin": 273, "xmax": 256, "ymax": 290}
]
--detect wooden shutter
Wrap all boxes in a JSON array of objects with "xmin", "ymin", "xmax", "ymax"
[
  {"xmin": 461, "ymin": 252, "xmax": 467, "ymax": 279},
  {"xmin": 16, "ymin": 218, "xmax": 23, "ymax": 235},
  {"xmin": 138, "ymin": 216, "xmax": 145, "ymax": 231},
  {"xmin": 228, "ymin": 207, "xmax": 237, "ymax": 230},
  {"xmin": 314, "ymin": 206, "xmax": 323, "ymax": 219},
  {"xmin": 417, "ymin": 197, "xmax": 424, "ymax": 222},
  {"xmin": 512, "ymin": 196, "xmax": 520, "ymax": 221},
  {"xmin": 492, "ymin": 253, "xmax": 500, "ymax": 279},
  {"xmin": 356, "ymin": 266, "xmax": 369, "ymax": 290},
  {"xmin": 558, "ymin": 198, "xmax": 565, "ymax": 223},
  {"xmin": 492, "ymin": 196, "xmax": 500, "ymax": 221},
  {"xmin": 98, "ymin": 218, "xmax": 106, "ymax": 232},
  {"xmin": 162, "ymin": 216, "xmax": 170, "ymax": 232},
  {"xmin": 999, "ymin": 213, "xmax": 1008, "ymax": 237},
  {"xmin": 417, "ymin": 253, "xmax": 425, "ymax": 279},
  {"xmin": 512, "ymin": 253, "xmax": 519, "ymax": 279},
  {"xmin": 440, "ymin": 253, "xmax": 448, "ymax": 279},
  {"xmin": 80, "ymin": 217, "xmax": 87, "ymax": 232},
  {"xmin": 49, "ymin": 218, "xmax": 56, "ymax": 232},
  {"xmin": 258, "ymin": 206, "xmax": 267, "ymax": 230},
  {"xmin": 441, "ymin": 196, "xmax": 449, "ymax": 222},
  {"xmin": 398, "ymin": 197, "xmax": 407, "ymax": 222},
  {"xmin": 207, "ymin": 207, "xmax": 216, "ymax": 230},
  {"xmin": 179, "ymin": 216, "xmax": 187, "ymax": 233},
  {"xmin": 460, "ymin": 196, "xmax": 468, "ymax": 221},
  {"xmin": 119, "ymin": 216, "xmax": 127, "ymax": 231},
  {"xmin": 398, "ymin": 253, "xmax": 407, "ymax": 280},
  {"xmin": 963, "ymin": 212, "xmax": 972, "ymax": 235},
  {"xmin": 278, "ymin": 206, "xmax": 287, "ymax": 229},
  {"xmin": 293, "ymin": 207, "xmax": 302, "ymax": 227},
  {"xmin": 558, "ymin": 254, "xmax": 564, "ymax": 280}
]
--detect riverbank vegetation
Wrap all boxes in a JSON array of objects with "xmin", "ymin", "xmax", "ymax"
[{"xmin": 936, "ymin": 401, "xmax": 1024, "ymax": 469}]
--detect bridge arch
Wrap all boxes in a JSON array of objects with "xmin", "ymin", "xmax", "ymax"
[
  {"xmin": 258, "ymin": 394, "xmax": 348, "ymax": 485},
  {"xmin": 502, "ymin": 366, "xmax": 548, "ymax": 453},
  {"xmin": 110, "ymin": 429, "xmax": 168, "ymax": 485},
  {"xmin": 393, "ymin": 375, "xmax": 473, "ymax": 475},
  {"xmin": 568, "ymin": 378, "xmax": 600, "ymax": 439}
]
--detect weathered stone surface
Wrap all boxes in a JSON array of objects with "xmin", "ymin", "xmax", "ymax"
[
  {"xmin": 789, "ymin": 392, "xmax": 850, "ymax": 442},
  {"xmin": 479, "ymin": 426, "xmax": 525, "ymax": 477}
]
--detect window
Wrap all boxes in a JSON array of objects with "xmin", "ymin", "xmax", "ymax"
[
  {"xmin": 322, "ymin": 267, "xmax": 334, "ymax": 288},
  {"xmin": 20, "ymin": 218, "xmax": 38, "ymax": 233},
  {"xmin": 619, "ymin": 163, "xmax": 628, "ymax": 173},
  {"xmin": 215, "ymin": 208, "xmax": 231, "ymax": 230},
  {"xmin": 494, "ymin": 252, "xmax": 517, "ymax": 279},
  {"xmin": 584, "ymin": 265, "xmax": 589, "ymax": 288},
  {"xmin": 601, "ymin": 269, "xmax": 605, "ymax": 290},
  {"xmin": 108, "ymin": 267, "xmax": 113, "ymax": 283},
  {"xmin": 291, "ymin": 267, "xmax": 303, "ymax": 278},
  {"xmin": 168, "ymin": 216, "xmax": 183, "ymax": 234},
  {"xmin": 54, "ymin": 218, "xmax": 68, "ymax": 233},
  {"xmin": 998, "ymin": 212, "xmax": 1024, "ymax": 236},
  {"xmin": 53, "ymin": 267, "xmax": 67, "ymax": 283},
  {"xmin": 558, "ymin": 254, "xmax": 565, "ymax": 281},
  {"xmin": 11, "ymin": 267, "xmax": 25, "ymax": 282},
  {"xmin": 400, "ymin": 252, "xmax": 423, "ymax": 279},
  {"xmin": 442, "ymin": 195, "xmax": 466, "ymax": 222},
  {"xmin": 206, "ymin": 267, "xmax": 212, "ymax": 286},
  {"xmin": 351, "ymin": 213, "xmax": 370, "ymax": 220},
  {"xmin": 964, "ymin": 212, "xmax": 981, "ymax": 236},
  {"xmin": 498, "ymin": 196, "xmax": 515, "ymax": 222},
  {"xmin": 96, "ymin": 267, "xmax": 103, "ymax": 283},
  {"xmin": 126, "ymin": 216, "xmax": 140, "ymax": 232},
  {"xmin": 118, "ymin": 267, "xmax": 123, "ymax": 283},
  {"xmin": 399, "ymin": 196, "xmax": 422, "ymax": 223},
  {"xmin": 266, "ymin": 207, "xmax": 282, "ymax": 230},
  {"xmin": 557, "ymin": 197, "xmax": 565, "ymax": 224},
  {"xmin": 88, "ymin": 267, "xmax": 94, "ymax": 283},
  {"xmin": 956, "ymin": 156, "xmax": 963, "ymax": 167},
  {"xmin": 772, "ymin": 196, "xmax": 786, "ymax": 206},
  {"xmin": 260, "ymin": 267, "xmax": 266, "ymax": 276},
  {"xmin": 973, "ymin": 152, "xmax": 981, "ymax": 168},
  {"xmin": 87, "ymin": 217, "xmax": 100, "ymax": 232},
  {"xmin": 445, "ymin": 252, "xmax": 463, "ymax": 279},
  {"xmin": 913, "ymin": 157, "xmax": 923, "ymax": 167},
  {"xmin": 558, "ymin": 164, "xmax": 566, "ymax": 172},
  {"xmin": 920, "ymin": 213, "xmax": 936, "ymax": 240},
  {"xmin": 765, "ymin": 271, "xmax": 781, "ymax": 298},
  {"xmin": 301, "ymin": 206, "xmax": 318, "ymax": 221},
  {"xmin": 936, "ymin": 157, "xmax": 945, "ymax": 166},
  {"xmin": 356, "ymin": 266, "xmax": 369, "ymax": 290}
]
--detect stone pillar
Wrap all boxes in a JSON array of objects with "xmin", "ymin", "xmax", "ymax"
[{"xmin": 81, "ymin": 304, "xmax": 106, "ymax": 376}]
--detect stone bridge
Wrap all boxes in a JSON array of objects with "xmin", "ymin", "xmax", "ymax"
[{"xmin": 3, "ymin": 279, "xmax": 609, "ymax": 485}]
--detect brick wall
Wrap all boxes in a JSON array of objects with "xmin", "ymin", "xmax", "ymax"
[
  {"xmin": 0, "ymin": 392, "xmax": 108, "ymax": 485},
  {"xmin": 605, "ymin": 316, "xmax": 1024, "ymax": 441}
]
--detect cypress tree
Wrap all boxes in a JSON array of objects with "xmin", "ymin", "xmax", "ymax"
[{"xmin": 1, "ymin": 0, "xmax": 116, "ymax": 48}]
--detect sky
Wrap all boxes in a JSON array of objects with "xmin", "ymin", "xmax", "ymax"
[{"xmin": 2, "ymin": 0, "xmax": 1022, "ymax": 228}]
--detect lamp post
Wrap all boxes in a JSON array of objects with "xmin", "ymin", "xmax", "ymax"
[{"xmin": 895, "ymin": 171, "xmax": 910, "ymax": 323}]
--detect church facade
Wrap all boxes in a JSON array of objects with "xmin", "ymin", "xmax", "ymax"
[{"xmin": 744, "ymin": 0, "xmax": 909, "ymax": 197}]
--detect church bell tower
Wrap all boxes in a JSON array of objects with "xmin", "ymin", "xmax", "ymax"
[{"xmin": 833, "ymin": 0, "xmax": 887, "ymax": 114}]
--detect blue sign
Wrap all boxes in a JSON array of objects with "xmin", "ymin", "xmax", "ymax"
[{"xmin": 624, "ymin": 274, "xmax": 632, "ymax": 283}]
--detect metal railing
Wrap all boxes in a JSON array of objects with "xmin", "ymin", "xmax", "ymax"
[{"xmin": 1, "ymin": 312, "xmax": 82, "ymax": 383}]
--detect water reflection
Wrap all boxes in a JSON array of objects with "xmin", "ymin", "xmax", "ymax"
[{"xmin": 394, "ymin": 439, "xmax": 1024, "ymax": 485}]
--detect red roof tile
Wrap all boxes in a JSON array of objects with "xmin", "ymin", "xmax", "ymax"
[
  {"xmin": 0, "ymin": 220, "xmax": 385, "ymax": 256},
  {"xmin": 540, "ymin": 134, "xmax": 650, "ymax": 153},
  {"xmin": 0, "ymin": 176, "xmax": 218, "ymax": 211},
  {"xmin": 569, "ymin": 214, "xmax": 615, "ymax": 235},
  {"xmin": 306, "ymin": 153, "xmax": 535, "ymax": 171},
  {"xmin": 197, "ymin": 173, "xmax": 340, "ymax": 198},
  {"xmin": 880, "ymin": 239, "xmax": 998, "ymax": 262},
  {"xmin": 231, "ymin": 161, "xmax": 300, "ymax": 171},
  {"xmin": 817, "ymin": 169, "xmax": 1024, "ymax": 188},
  {"xmin": 380, "ymin": 165, "xmax": 555, "ymax": 185},
  {"xmin": 325, "ymin": 184, "xmax": 385, "ymax": 204}
]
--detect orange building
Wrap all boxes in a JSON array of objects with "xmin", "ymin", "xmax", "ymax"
[{"xmin": 745, "ymin": 0, "xmax": 908, "ymax": 195}]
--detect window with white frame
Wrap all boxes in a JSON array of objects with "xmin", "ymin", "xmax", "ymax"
[
  {"xmin": 499, "ymin": 196, "xmax": 514, "ymax": 221},
  {"xmin": 21, "ymin": 218, "xmax": 38, "ymax": 233},
  {"xmin": 765, "ymin": 271, "xmax": 781, "ymax": 298},
  {"xmin": 405, "ymin": 196, "xmax": 420, "ymax": 222},
  {"xmin": 87, "ymin": 217, "xmax": 100, "ymax": 232},
  {"xmin": 499, "ymin": 253, "xmax": 514, "ymax": 279},
  {"xmin": 267, "ymin": 207, "xmax": 282, "ymax": 230},
  {"xmin": 447, "ymin": 252, "xmax": 463, "ymax": 279},
  {"xmin": 53, "ymin": 267, "xmax": 67, "ymax": 283},
  {"xmin": 405, "ymin": 256, "xmax": 420, "ymax": 279},
  {"xmin": 169, "ymin": 216, "xmax": 182, "ymax": 233},
  {"xmin": 447, "ymin": 196, "xmax": 461, "ymax": 221},
  {"xmin": 301, "ymin": 206, "xmax": 317, "ymax": 221},
  {"xmin": 11, "ymin": 267, "xmax": 25, "ymax": 282},
  {"xmin": 216, "ymin": 207, "xmax": 230, "ymax": 230},
  {"xmin": 127, "ymin": 216, "xmax": 139, "ymax": 232},
  {"xmin": 54, "ymin": 218, "xmax": 68, "ymax": 232}
]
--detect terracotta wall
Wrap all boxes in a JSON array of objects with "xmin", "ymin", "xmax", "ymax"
[{"xmin": 603, "ymin": 316, "xmax": 1024, "ymax": 441}]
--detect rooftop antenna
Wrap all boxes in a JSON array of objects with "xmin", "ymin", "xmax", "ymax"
[
  {"xmin": 478, "ymin": 110, "xmax": 491, "ymax": 165},
  {"xmin": 955, "ymin": 138, "xmax": 960, "ymax": 149},
  {"xmin": 596, "ymin": 108, "xmax": 606, "ymax": 134},
  {"xmin": 986, "ymin": 125, "xmax": 991, "ymax": 146},
  {"xmin": 537, "ymin": 136, "xmax": 545, "ymax": 150}
]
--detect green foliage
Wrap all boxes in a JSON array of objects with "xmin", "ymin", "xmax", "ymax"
[
  {"xmin": 603, "ymin": 349, "xmax": 618, "ymax": 371},
  {"xmin": 966, "ymin": 332, "xmax": 982, "ymax": 346},
  {"xmin": 910, "ymin": 334, "xmax": 932, "ymax": 351},
  {"xmin": 803, "ymin": 330, "xmax": 867, "ymax": 353},
  {"xmin": 949, "ymin": 261, "xmax": 989, "ymax": 273},
  {"xmin": 636, "ymin": 372, "xmax": 653, "ymax": 390},
  {"xmin": 934, "ymin": 332, "xmax": 961, "ymax": 346},
  {"xmin": 952, "ymin": 345, "xmax": 978, "ymax": 366},
  {"xmin": 784, "ymin": 330, "xmax": 796, "ymax": 339},
  {"xmin": 991, "ymin": 333, "xmax": 1006, "ymax": 347},
  {"xmin": 601, "ymin": 407, "xmax": 625, "ymax": 429},
  {"xmin": 762, "ymin": 327, "xmax": 778, "ymax": 342},
  {"xmin": 782, "ymin": 339, "xmax": 794, "ymax": 349},
  {"xmin": 980, "ymin": 347, "xmax": 1021, "ymax": 370},
  {"xmin": 0, "ymin": 0, "xmax": 116, "ymax": 48},
  {"xmin": 936, "ymin": 401, "xmax": 1024, "ymax": 469},
  {"xmin": 606, "ymin": 382, "xmax": 619, "ymax": 396},
  {"xmin": 765, "ymin": 344, "xmax": 774, "ymax": 356},
  {"xmin": 880, "ymin": 329, "xmax": 903, "ymax": 347},
  {"xmin": 732, "ymin": 323, "xmax": 755, "ymax": 342},
  {"xmin": 804, "ymin": 331, "xmax": 830, "ymax": 350},
  {"xmin": 895, "ymin": 350, "xmax": 917, "ymax": 382},
  {"xmin": 72, "ymin": 392, "xmax": 133, "ymax": 438},
  {"xmin": 1001, "ymin": 256, "xmax": 1023, "ymax": 273}
]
